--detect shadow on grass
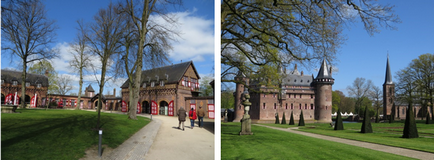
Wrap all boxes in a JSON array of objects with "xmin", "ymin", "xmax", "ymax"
[{"xmin": 2, "ymin": 116, "xmax": 96, "ymax": 148}]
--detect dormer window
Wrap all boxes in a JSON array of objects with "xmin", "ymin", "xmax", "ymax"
[
  {"xmin": 26, "ymin": 82, "xmax": 30, "ymax": 87},
  {"xmin": 12, "ymin": 81, "xmax": 18, "ymax": 86},
  {"xmin": 37, "ymin": 83, "xmax": 42, "ymax": 88},
  {"xmin": 142, "ymin": 83, "xmax": 147, "ymax": 88},
  {"xmin": 160, "ymin": 81, "xmax": 164, "ymax": 86},
  {"xmin": 151, "ymin": 82, "xmax": 155, "ymax": 87}
]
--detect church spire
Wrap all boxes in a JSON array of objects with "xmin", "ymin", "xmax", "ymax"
[{"xmin": 384, "ymin": 56, "xmax": 393, "ymax": 85}]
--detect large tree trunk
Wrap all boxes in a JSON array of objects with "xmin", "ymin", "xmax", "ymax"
[
  {"xmin": 21, "ymin": 59, "xmax": 27, "ymax": 109},
  {"xmin": 75, "ymin": 66, "xmax": 83, "ymax": 110},
  {"xmin": 96, "ymin": 58, "xmax": 107, "ymax": 129}
]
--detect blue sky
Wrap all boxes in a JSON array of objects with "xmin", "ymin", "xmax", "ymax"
[
  {"xmin": 1, "ymin": 0, "xmax": 215, "ymax": 96},
  {"xmin": 331, "ymin": 0, "xmax": 434, "ymax": 95}
]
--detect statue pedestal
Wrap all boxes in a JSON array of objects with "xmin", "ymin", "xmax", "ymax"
[{"xmin": 239, "ymin": 114, "xmax": 253, "ymax": 135}]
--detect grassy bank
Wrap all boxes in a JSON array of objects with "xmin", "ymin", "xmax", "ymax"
[
  {"xmin": 221, "ymin": 122, "xmax": 414, "ymax": 160},
  {"xmin": 2, "ymin": 109, "xmax": 150, "ymax": 160}
]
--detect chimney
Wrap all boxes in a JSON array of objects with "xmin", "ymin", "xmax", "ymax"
[
  {"xmin": 301, "ymin": 71, "xmax": 304, "ymax": 76},
  {"xmin": 294, "ymin": 64, "xmax": 298, "ymax": 70},
  {"xmin": 113, "ymin": 88, "xmax": 116, "ymax": 96},
  {"xmin": 45, "ymin": 70, "xmax": 49, "ymax": 77}
]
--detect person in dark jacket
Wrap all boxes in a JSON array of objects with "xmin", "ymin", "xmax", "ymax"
[
  {"xmin": 177, "ymin": 107, "xmax": 186, "ymax": 131},
  {"xmin": 197, "ymin": 106, "xmax": 205, "ymax": 127},
  {"xmin": 189, "ymin": 108, "xmax": 197, "ymax": 129}
]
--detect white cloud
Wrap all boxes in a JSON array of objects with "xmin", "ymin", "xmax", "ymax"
[{"xmin": 151, "ymin": 10, "xmax": 214, "ymax": 62}]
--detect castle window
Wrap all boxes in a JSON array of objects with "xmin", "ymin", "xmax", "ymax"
[
  {"xmin": 12, "ymin": 80, "xmax": 18, "ymax": 86},
  {"xmin": 274, "ymin": 103, "xmax": 276, "ymax": 109},
  {"xmin": 299, "ymin": 104, "xmax": 302, "ymax": 110},
  {"xmin": 293, "ymin": 94, "xmax": 296, "ymax": 98},
  {"xmin": 326, "ymin": 106, "xmax": 328, "ymax": 110},
  {"xmin": 301, "ymin": 80, "xmax": 303, "ymax": 82},
  {"xmin": 300, "ymin": 94, "xmax": 302, "ymax": 98},
  {"xmin": 151, "ymin": 82, "xmax": 155, "ymax": 87},
  {"xmin": 305, "ymin": 104, "xmax": 307, "ymax": 110},
  {"xmin": 26, "ymin": 82, "xmax": 30, "ymax": 87},
  {"xmin": 143, "ymin": 83, "xmax": 147, "ymax": 88},
  {"xmin": 294, "ymin": 79, "xmax": 296, "ymax": 82},
  {"xmin": 37, "ymin": 83, "xmax": 42, "ymax": 88},
  {"xmin": 263, "ymin": 94, "xmax": 266, "ymax": 98},
  {"xmin": 311, "ymin": 104, "xmax": 314, "ymax": 110},
  {"xmin": 160, "ymin": 81, "xmax": 164, "ymax": 86},
  {"xmin": 285, "ymin": 103, "xmax": 288, "ymax": 110},
  {"xmin": 291, "ymin": 103, "xmax": 293, "ymax": 110},
  {"xmin": 263, "ymin": 103, "xmax": 266, "ymax": 109},
  {"xmin": 311, "ymin": 94, "xmax": 314, "ymax": 99}
]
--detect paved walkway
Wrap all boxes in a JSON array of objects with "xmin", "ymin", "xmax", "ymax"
[
  {"xmin": 81, "ymin": 111, "xmax": 214, "ymax": 160},
  {"xmin": 255, "ymin": 124, "xmax": 434, "ymax": 160}
]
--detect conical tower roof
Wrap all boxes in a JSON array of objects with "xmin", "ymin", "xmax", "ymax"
[
  {"xmin": 316, "ymin": 59, "xmax": 332, "ymax": 79},
  {"xmin": 384, "ymin": 56, "xmax": 393, "ymax": 85},
  {"xmin": 86, "ymin": 84, "xmax": 95, "ymax": 92}
]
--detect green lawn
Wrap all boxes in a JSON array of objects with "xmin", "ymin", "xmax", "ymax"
[
  {"xmin": 2, "ymin": 109, "xmax": 150, "ymax": 160},
  {"xmin": 262, "ymin": 121, "xmax": 434, "ymax": 153},
  {"xmin": 221, "ymin": 122, "xmax": 415, "ymax": 160}
]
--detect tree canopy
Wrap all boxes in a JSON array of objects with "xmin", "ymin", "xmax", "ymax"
[{"xmin": 221, "ymin": 0, "xmax": 400, "ymax": 83}]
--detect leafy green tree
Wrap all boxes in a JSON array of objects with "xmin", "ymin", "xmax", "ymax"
[
  {"xmin": 347, "ymin": 77, "xmax": 373, "ymax": 115},
  {"xmin": 281, "ymin": 112, "xmax": 286, "ymax": 124},
  {"xmin": 298, "ymin": 111, "xmax": 305, "ymax": 126},
  {"xmin": 361, "ymin": 106, "xmax": 373, "ymax": 133},
  {"xmin": 289, "ymin": 111, "xmax": 294, "ymax": 125},
  {"xmin": 334, "ymin": 108, "xmax": 344, "ymax": 130},
  {"xmin": 221, "ymin": 88, "xmax": 235, "ymax": 109},
  {"xmin": 332, "ymin": 91, "xmax": 341, "ymax": 113},
  {"xmin": 28, "ymin": 60, "xmax": 58, "ymax": 94},
  {"xmin": 199, "ymin": 75, "xmax": 214, "ymax": 96}
]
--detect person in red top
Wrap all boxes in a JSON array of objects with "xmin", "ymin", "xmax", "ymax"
[{"xmin": 189, "ymin": 108, "xmax": 197, "ymax": 129}]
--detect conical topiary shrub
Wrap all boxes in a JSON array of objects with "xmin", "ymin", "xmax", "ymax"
[
  {"xmin": 403, "ymin": 104, "xmax": 419, "ymax": 138},
  {"xmin": 281, "ymin": 112, "xmax": 286, "ymax": 124},
  {"xmin": 361, "ymin": 106, "xmax": 373, "ymax": 133},
  {"xmin": 298, "ymin": 110, "xmax": 305, "ymax": 126},
  {"xmin": 426, "ymin": 112, "xmax": 431, "ymax": 124},
  {"xmin": 334, "ymin": 108, "xmax": 344, "ymax": 130},
  {"xmin": 289, "ymin": 111, "xmax": 295, "ymax": 125},
  {"xmin": 375, "ymin": 112, "xmax": 379, "ymax": 123},
  {"xmin": 275, "ymin": 113, "xmax": 279, "ymax": 124}
]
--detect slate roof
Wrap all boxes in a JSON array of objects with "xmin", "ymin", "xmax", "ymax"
[
  {"xmin": 384, "ymin": 57, "xmax": 393, "ymax": 85},
  {"xmin": 316, "ymin": 59, "xmax": 333, "ymax": 79},
  {"xmin": 282, "ymin": 74, "xmax": 313, "ymax": 86},
  {"xmin": 120, "ymin": 61, "xmax": 199, "ymax": 88},
  {"xmin": 86, "ymin": 84, "xmax": 95, "ymax": 92},
  {"xmin": 1, "ymin": 69, "xmax": 49, "ymax": 87}
]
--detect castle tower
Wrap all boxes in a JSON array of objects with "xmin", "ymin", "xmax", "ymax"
[
  {"xmin": 314, "ymin": 59, "xmax": 334, "ymax": 122},
  {"xmin": 383, "ymin": 56, "xmax": 395, "ymax": 120},
  {"xmin": 233, "ymin": 71, "xmax": 247, "ymax": 122}
]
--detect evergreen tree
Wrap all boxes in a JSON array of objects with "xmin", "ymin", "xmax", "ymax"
[
  {"xmin": 281, "ymin": 112, "xmax": 286, "ymax": 124},
  {"xmin": 298, "ymin": 110, "xmax": 305, "ymax": 126},
  {"xmin": 403, "ymin": 104, "xmax": 419, "ymax": 138},
  {"xmin": 275, "ymin": 113, "xmax": 279, "ymax": 124},
  {"xmin": 361, "ymin": 106, "xmax": 373, "ymax": 133},
  {"xmin": 289, "ymin": 111, "xmax": 295, "ymax": 125},
  {"xmin": 426, "ymin": 112, "xmax": 431, "ymax": 124},
  {"xmin": 334, "ymin": 108, "xmax": 344, "ymax": 130}
]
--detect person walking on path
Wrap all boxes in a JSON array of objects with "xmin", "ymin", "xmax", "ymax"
[
  {"xmin": 189, "ymin": 108, "xmax": 197, "ymax": 129},
  {"xmin": 197, "ymin": 106, "xmax": 205, "ymax": 128},
  {"xmin": 177, "ymin": 107, "xmax": 187, "ymax": 131}
]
